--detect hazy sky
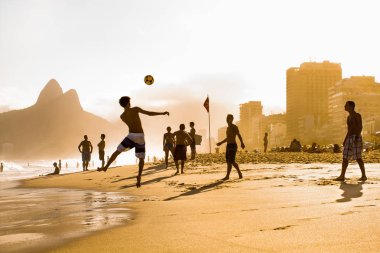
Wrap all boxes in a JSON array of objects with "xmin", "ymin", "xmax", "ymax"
[{"xmin": 1, "ymin": 0, "xmax": 380, "ymax": 137}]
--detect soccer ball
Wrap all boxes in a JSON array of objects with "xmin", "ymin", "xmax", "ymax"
[{"xmin": 144, "ymin": 75, "xmax": 154, "ymax": 85}]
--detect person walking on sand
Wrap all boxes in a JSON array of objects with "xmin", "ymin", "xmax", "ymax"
[
  {"xmin": 216, "ymin": 114, "xmax": 245, "ymax": 180},
  {"xmin": 334, "ymin": 101, "xmax": 367, "ymax": 182},
  {"xmin": 98, "ymin": 134, "xmax": 106, "ymax": 168},
  {"xmin": 97, "ymin": 96, "xmax": 169, "ymax": 188},
  {"xmin": 189, "ymin": 122, "xmax": 196, "ymax": 160},
  {"xmin": 173, "ymin": 124, "xmax": 193, "ymax": 174},
  {"xmin": 263, "ymin": 132, "xmax": 268, "ymax": 153},
  {"xmin": 163, "ymin": 127, "xmax": 175, "ymax": 168},
  {"xmin": 78, "ymin": 135, "xmax": 93, "ymax": 171}
]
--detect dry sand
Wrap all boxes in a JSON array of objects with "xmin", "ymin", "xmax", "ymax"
[{"xmin": 22, "ymin": 158, "xmax": 380, "ymax": 253}]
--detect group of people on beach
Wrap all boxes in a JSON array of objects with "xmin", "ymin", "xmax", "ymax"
[
  {"xmin": 162, "ymin": 121, "xmax": 197, "ymax": 174},
  {"xmin": 45, "ymin": 97, "xmax": 367, "ymax": 188},
  {"xmin": 92, "ymin": 96, "xmax": 247, "ymax": 187}
]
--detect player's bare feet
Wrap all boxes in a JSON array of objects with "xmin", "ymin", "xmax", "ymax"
[
  {"xmin": 358, "ymin": 176, "xmax": 367, "ymax": 181},
  {"xmin": 97, "ymin": 167, "xmax": 107, "ymax": 172},
  {"xmin": 174, "ymin": 171, "xmax": 179, "ymax": 175},
  {"xmin": 333, "ymin": 176, "xmax": 345, "ymax": 181},
  {"xmin": 222, "ymin": 176, "xmax": 229, "ymax": 181}
]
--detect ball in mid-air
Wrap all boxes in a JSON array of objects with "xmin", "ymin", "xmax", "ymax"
[{"xmin": 144, "ymin": 75, "xmax": 154, "ymax": 85}]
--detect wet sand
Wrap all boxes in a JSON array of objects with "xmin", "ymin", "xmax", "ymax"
[
  {"xmin": 22, "ymin": 160, "xmax": 380, "ymax": 252},
  {"xmin": 0, "ymin": 181, "xmax": 132, "ymax": 253}
]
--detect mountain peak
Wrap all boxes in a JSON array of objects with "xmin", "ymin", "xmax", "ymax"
[{"xmin": 35, "ymin": 79, "xmax": 64, "ymax": 105}]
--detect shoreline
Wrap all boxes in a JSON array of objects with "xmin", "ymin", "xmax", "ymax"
[{"xmin": 18, "ymin": 160, "xmax": 380, "ymax": 253}]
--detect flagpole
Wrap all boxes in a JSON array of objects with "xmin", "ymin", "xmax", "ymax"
[{"xmin": 208, "ymin": 108, "xmax": 211, "ymax": 154}]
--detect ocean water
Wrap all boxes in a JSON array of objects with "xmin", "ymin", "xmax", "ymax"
[{"xmin": 0, "ymin": 162, "xmax": 134, "ymax": 253}]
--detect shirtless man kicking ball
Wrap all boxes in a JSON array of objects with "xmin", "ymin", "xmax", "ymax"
[{"xmin": 98, "ymin": 96, "xmax": 169, "ymax": 188}]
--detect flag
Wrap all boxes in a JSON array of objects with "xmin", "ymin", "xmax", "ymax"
[{"xmin": 203, "ymin": 96, "xmax": 209, "ymax": 112}]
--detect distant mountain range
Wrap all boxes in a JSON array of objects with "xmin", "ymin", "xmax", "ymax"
[{"xmin": 0, "ymin": 79, "xmax": 124, "ymax": 159}]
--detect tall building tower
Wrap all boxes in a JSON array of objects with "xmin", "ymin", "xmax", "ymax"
[
  {"xmin": 286, "ymin": 61, "xmax": 342, "ymax": 144},
  {"xmin": 328, "ymin": 76, "xmax": 380, "ymax": 143},
  {"xmin": 239, "ymin": 101, "xmax": 263, "ymax": 150}
]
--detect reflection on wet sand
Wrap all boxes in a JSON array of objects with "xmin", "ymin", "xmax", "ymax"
[{"xmin": 0, "ymin": 183, "xmax": 132, "ymax": 253}]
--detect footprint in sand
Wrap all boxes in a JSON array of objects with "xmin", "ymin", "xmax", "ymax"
[
  {"xmin": 273, "ymin": 225, "xmax": 296, "ymax": 230},
  {"xmin": 354, "ymin": 204, "xmax": 376, "ymax": 208},
  {"xmin": 340, "ymin": 211, "xmax": 359, "ymax": 215}
]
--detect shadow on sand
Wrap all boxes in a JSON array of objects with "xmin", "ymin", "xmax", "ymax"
[
  {"xmin": 112, "ymin": 164, "xmax": 167, "ymax": 183},
  {"xmin": 336, "ymin": 182, "xmax": 364, "ymax": 203},
  {"xmin": 164, "ymin": 180, "xmax": 225, "ymax": 201}
]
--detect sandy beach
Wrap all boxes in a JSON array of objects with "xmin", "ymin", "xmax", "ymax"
[{"xmin": 21, "ymin": 153, "xmax": 380, "ymax": 253}]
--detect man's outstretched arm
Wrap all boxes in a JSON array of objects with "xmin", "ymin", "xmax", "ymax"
[{"xmin": 137, "ymin": 107, "xmax": 169, "ymax": 116}]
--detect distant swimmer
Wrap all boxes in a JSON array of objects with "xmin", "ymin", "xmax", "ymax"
[
  {"xmin": 46, "ymin": 162, "xmax": 60, "ymax": 176},
  {"xmin": 163, "ymin": 127, "xmax": 175, "ymax": 168},
  {"xmin": 78, "ymin": 135, "xmax": 93, "ymax": 171},
  {"xmin": 334, "ymin": 101, "xmax": 367, "ymax": 182},
  {"xmin": 216, "ymin": 114, "xmax": 245, "ymax": 180},
  {"xmin": 173, "ymin": 124, "xmax": 193, "ymax": 175},
  {"xmin": 97, "ymin": 96, "xmax": 169, "ymax": 188},
  {"xmin": 98, "ymin": 134, "xmax": 106, "ymax": 168}
]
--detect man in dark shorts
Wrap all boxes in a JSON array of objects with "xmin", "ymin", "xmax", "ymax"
[
  {"xmin": 78, "ymin": 135, "xmax": 93, "ymax": 171},
  {"xmin": 173, "ymin": 124, "xmax": 193, "ymax": 174},
  {"xmin": 97, "ymin": 96, "xmax": 169, "ymax": 188},
  {"xmin": 216, "ymin": 114, "xmax": 245, "ymax": 180},
  {"xmin": 189, "ymin": 122, "xmax": 196, "ymax": 160},
  {"xmin": 334, "ymin": 101, "xmax": 367, "ymax": 181},
  {"xmin": 98, "ymin": 134, "xmax": 106, "ymax": 168},
  {"xmin": 163, "ymin": 127, "xmax": 175, "ymax": 168}
]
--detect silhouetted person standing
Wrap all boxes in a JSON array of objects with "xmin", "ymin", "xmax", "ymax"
[
  {"xmin": 163, "ymin": 127, "xmax": 175, "ymax": 168},
  {"xmin": 263, "ymin": 132, "xmax": 268, "ymax": 153},
  {"xmin": 78, "ymin": 135, "xmax": 93, "ymax": 171},
  {"xmin": 98, "ymin": 134, "xmax": 106, "ymax": 168},
  {"xmin": 58, "ymin": 160, "xmax": 62, "ymax": 170},
  {"xmin": 173, "ymin": 124, "xmax": 193, "ymax": 174},
  {"xmin": 335, "ymin": 101, "xmax": 367, "ymax": 181},
  {"xmin": 0, "ymin": 162, "xmax": 3, "ymax": 172},
  {"xmin": 217, "ymin": 114, "xmax": 245, "ymax": 180},
  {"xmin": 189, "ymin": 122, "xmax": 196, "ymax": 160},
  {"xmin": 97, "ymin": 96, "xmax": 169, "ymax": 188}
]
